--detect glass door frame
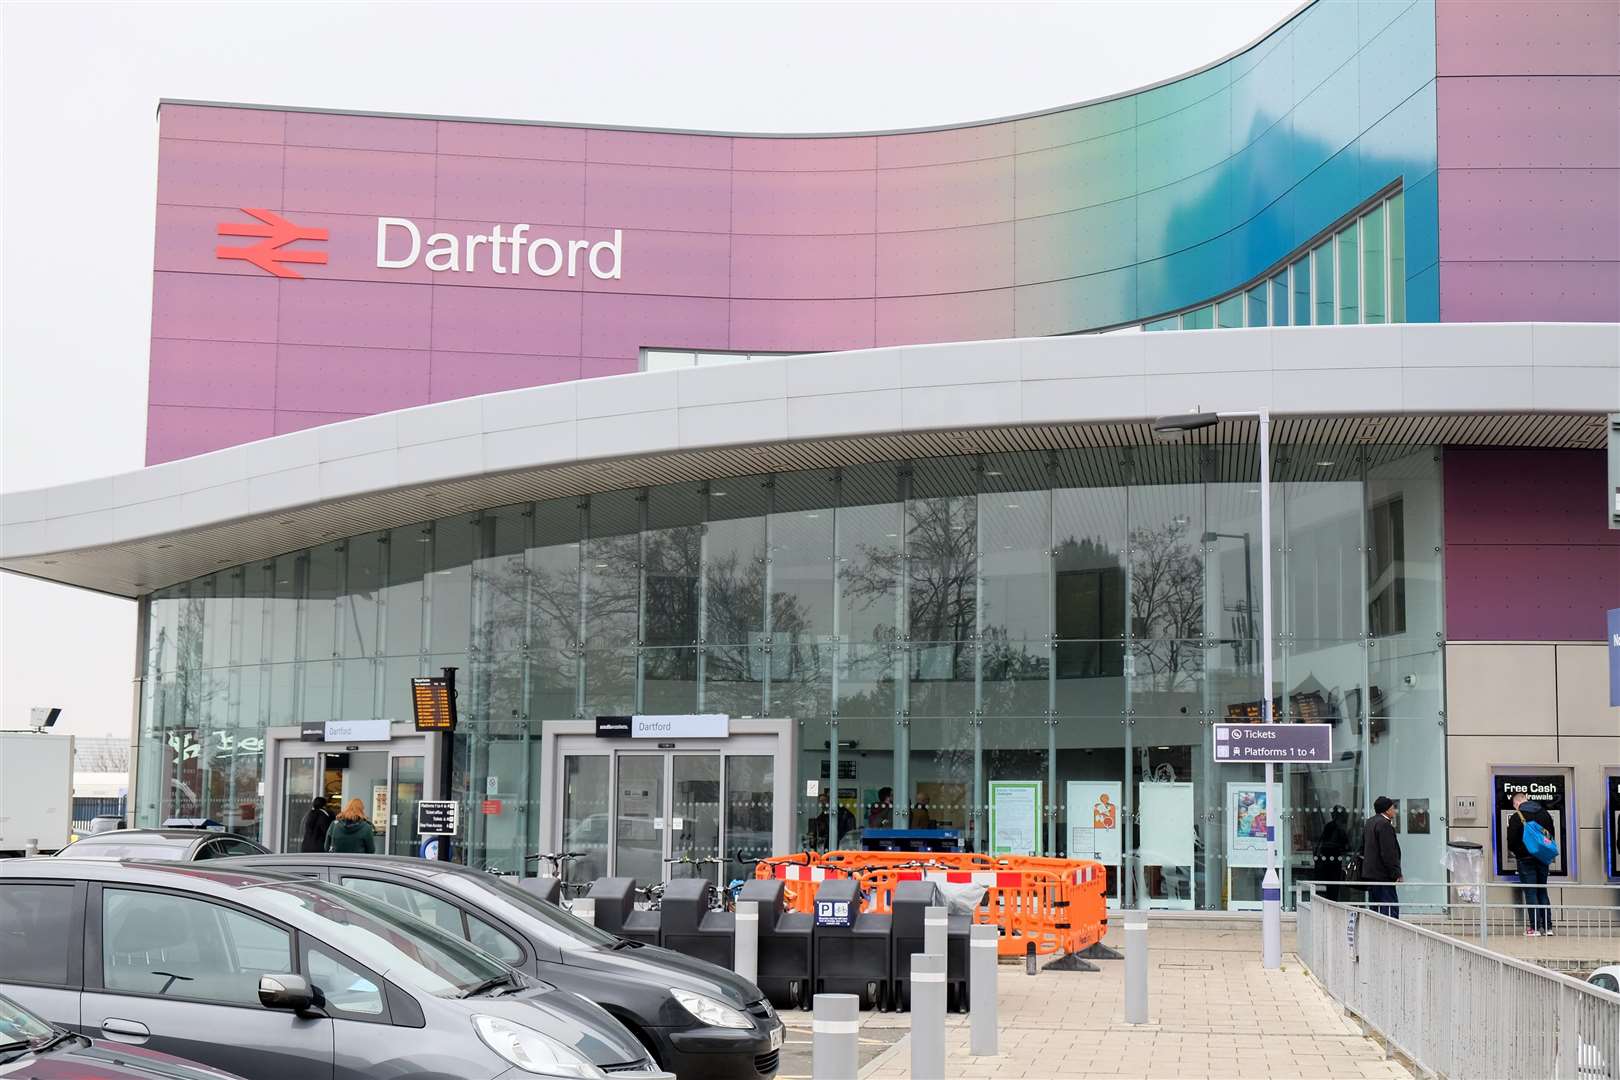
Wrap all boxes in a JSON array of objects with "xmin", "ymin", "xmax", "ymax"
[
  {"xmin": 539, "ymin": 718, "xmax": 793, "ymax": 881},
  {"xmin": 262, "ymin": 724, "xmax": 440, "ymax": 852}
]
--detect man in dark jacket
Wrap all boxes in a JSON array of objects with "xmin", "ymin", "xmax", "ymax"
[
  {"xmin": 1507, "ymin": 792, "xmax": 1556, "ymax": 936},
  {"xmin": 1361, "ymin": 796, "xmax": 1402, "ymax": 918},
  {"xmin": 297, "ymin": 796, "xmax": 332, "ymax": 854}
]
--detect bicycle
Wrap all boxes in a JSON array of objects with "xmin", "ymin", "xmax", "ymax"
[
  {"xmin": 524, "ymin": 850, "xmax": 592, "ymax": 907},
  {"xmin": 662, "ymin": 855, "xmax": 731, "ymax": 910}
]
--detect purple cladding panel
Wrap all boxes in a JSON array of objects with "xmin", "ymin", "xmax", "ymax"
[
  {"xmin": 1435, "ymin": 0, "xmax": 1620, "ymax": 324},
  {"xmin": 1443, "ymin": 449, "xmax": 1620, "ymax": 641}
]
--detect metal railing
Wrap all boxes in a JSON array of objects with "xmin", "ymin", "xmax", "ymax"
[
  {"xmin": 1300, "ymin": 891, "xmax": 1620, "ymax": 1079},
  {"xmin": 1299, "ymin": 880, "xmax": 1620, "ymax": 974}
]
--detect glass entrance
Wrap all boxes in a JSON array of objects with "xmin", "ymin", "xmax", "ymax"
[
  {"xmin": 553, "ymin": 736, "xmax": 786, "ymax": 887},
  {"xmin": 266, "ymin": 732, "xmax": 435, "ymax": 854}
]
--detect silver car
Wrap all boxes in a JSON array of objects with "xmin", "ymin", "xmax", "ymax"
[{"xmin": 0, "ymin": 859, "xmax": 664, "ymax": 1080}]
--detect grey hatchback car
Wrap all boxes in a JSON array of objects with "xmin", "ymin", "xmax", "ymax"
[{"xmin": 0, "ymin": 860, "xmax": 665, "ymax": 1080}]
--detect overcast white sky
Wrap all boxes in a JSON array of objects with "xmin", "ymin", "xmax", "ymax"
[{"xmin": 1, "ymin": 0, "xmax": 1300, "ymax": 741}]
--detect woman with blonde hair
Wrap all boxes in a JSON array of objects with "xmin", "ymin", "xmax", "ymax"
[{"xmin": 324, "ymin": 796, "xmax": 377, "ymax": 854}]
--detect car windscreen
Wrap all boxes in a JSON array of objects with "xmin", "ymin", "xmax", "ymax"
[
  {"xmin": 246, "ymin": 880, "xmax": 519, "ymax": 998},
  {"xmin": 0, "ymin": 993, "xmax": 54, "ymax": 1044},
  {"xmin": 455, "ymin": 874, "xmax": 620, "ymax": 950},
  {"xmin": 58, "ymin": 838, "xmax": 188, "ymax": 860}
]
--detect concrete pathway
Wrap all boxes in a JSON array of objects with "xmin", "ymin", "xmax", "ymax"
[{"xmin": 852, "ymin": 921, "xmax": 1411, "ymax": 1080}]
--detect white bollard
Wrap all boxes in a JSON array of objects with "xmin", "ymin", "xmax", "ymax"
[
  {"xmin": 1124, "ymin": 909, "xmax": 1148, "ymax": 1025},
  {"xmin": 735, "ymin": 900, "xmax": 759, "ymax": 987},
  {"xmin": 910, "ymin": 952, "xmax": 946, "ymax": 1080},
  {"xmin": 923, "ymin": 904, "xmax": 947, "ymax": 959},
  {"xmin": 572, "ymin": 897, "xmax": 596, "ymax": 927},
  {"xmin": 812, "ymin": 993, "xmax": 860, "ymax": 1080},
  {"xmin": 969, "ymin": 924, "xmax": 998, "ymax": 1056},
  {"xmin": 1261, "ymin": 867, "xmax": 1281, "ymax": 970}
]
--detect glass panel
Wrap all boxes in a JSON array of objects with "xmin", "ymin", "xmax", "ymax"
[
  {"xmin": 429, "ymin": 517, "xmax": 474, "ymax": 655},
  {"xmin": 642, "ymin": 647, "xmax": 698, "ymax": 713},
  {"xmin": 1270, "ymin": 275, "xmax": 1289, "ymax": 326},
  {"xmin": 1291, "ymin": 258, "xmax": 1310, "ymax": 325},
  {"xmin": 1336, "ymin": 226, "xmax": 1359, "ymax": 325},
  {"xmin": 1387, "ymin": 192, "xmax": 1406, "ymax": 322},
  {"xmin": 771, "ymin": 471, "xmax": 837, "ymax": 646},
  {"xmin": 615, "ymin": 755, "xmax": 664, "ymax": 884},
  {"xmin": 389, "ymin": 756, "xmax": 424, "ymax": 857},
  {"xmin": 281, "ymin": 757, "xmax": 316, "ymax": 854},
  {"xmin": 342, "ymin": 532, "xmax": 384, "ymax": 659},
  {"xmin": 1245, "ymin": 284, "xmax": 1266, "ymax": 328},
  {"xmin": 704, "ymin": 478, "xmax": 768, "ymax": 647},
  {"xmin": 1216, "ymin": 295, "xmax": 1243, "ymax": 328},
  {"xmin": 562, "ymin": 754, "xmax": 610, "ymax": 882},
  {"xmin": 529, "ymin": 499, "xmax": 582, "ymax": 722},
  {"xmin": 1180, "ymin": 305, "xmax": 1214, "ymax": 330},
  {"xmin": 725, "ymin": 756, "xmax": 774, "ymax": 884},
  {"xmin": 1144, "ymin": 316, "xmax": 1178, "ymax": 331},
  {"xmin": 468, "ymin": 915, "xmax": 526, "ymax": 965},
  {"xmin": 644, "ymin": 486, "xmax": 702, "ymax": 647},
  {"xmin": 0, "ymin": 884, "xmax": 75, "ymax": 984},
  {"xmin": 1362, "ymin": 203, "xmax": 1386, "ymax": 324},
  {"xmin": 304, "ymin": 543, "xmax": 341, "ymax": 662},
  {"xmin": 339, "ymin": 876, "xmax": 463, "ymax": 936},
  {"xmin": 643, "ymin": 350, "xmax": 694, "ymax": 371},
  {"xmin": 307, "ymin": 945, "xmax": 384, "ymax": 1017},
  {"xmin": 103, "ymin": 889, "xmax": 290, "ymax": 1005},
  {"xmin": 383, "ymin": 528, "xmax": 426, "ymax": 659},
  {"xmin": 1312, "ymin": 242, "xmax": 1334, "ymax": 325},
  {"xmin": 671, "ymin": 754, "xmax": 721, "ymax": 885},
  {"xmin": 584, "ymin": 492, "xmax": 640, "ymax": 658}
]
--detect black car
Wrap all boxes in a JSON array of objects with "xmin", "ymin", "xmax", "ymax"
[
  {"xmin": 56, "ymin": 829, "xmax": 269, "ymax": 861},
  {"xmin": 219, "ymin": 854, "xmax": 784, "ymax": 1079},
  {"xmin": 0, "ymin": 859, "xmax": 660, "ymax": 1080}
]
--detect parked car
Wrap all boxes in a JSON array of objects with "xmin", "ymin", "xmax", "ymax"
[
  {"xmin": 0, "ymin": 990, "xmax": 246, "ymax": 1079},
  {"xmin": 55, "ymin": 829, "xmax": 268, "ymax": 862},
  {"xmin": 0, "ymin": 859, "xmax": 660, "ymax": 1080},
  {"xmin": 1589, "ymin": 965, "xmax": 1620, "ymax": 994},
  {"xmin": 219, "ymin": 853, "xmax": 784, "ymax": 1079}
]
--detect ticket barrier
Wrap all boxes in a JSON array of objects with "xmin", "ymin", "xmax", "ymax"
[
  {"xmin": 810, "ymin": 880, "xmax": 892, "ymax": 1010},
  {"xmin": 889, "ymin": 881, "xmax": 970, "ymax": 1012},
  {"xmin": 586, "ymin": 878, "xmax": 662, "ymax": 945},
  {"xmin": 658, "ymin": 878, "xmax": 735, "ymax": 969},
  {"xmin": 737, "ymin": 880, "xmax": 813, "ymax": 1009}
]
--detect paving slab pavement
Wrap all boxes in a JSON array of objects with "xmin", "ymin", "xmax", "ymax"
[{"xmin": 779, "ymin": 921, "xmax": 1417, "ymax": 1080}]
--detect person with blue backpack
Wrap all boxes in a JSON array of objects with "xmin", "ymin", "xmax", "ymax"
[{"xmin": 1507, "ymin": 792, "xmax": 1559, "ymax": 936}]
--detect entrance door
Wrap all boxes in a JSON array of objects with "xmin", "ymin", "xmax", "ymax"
[
  {"xmin": 264, "ymin": 727, "xmax": 436, "ymax": 854},
  {"xmin": 551, "ymin": 729, "xmax": 790, "ymax": 888}
]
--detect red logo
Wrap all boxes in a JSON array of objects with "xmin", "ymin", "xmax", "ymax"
[{"xmin": 216, "ymin": 208, "xmax": 328, "ymax": 279}]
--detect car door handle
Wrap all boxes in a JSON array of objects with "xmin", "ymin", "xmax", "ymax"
[{"xmin": 101, "ymin": 1018, "xmax": 150, "ymax": 1042}]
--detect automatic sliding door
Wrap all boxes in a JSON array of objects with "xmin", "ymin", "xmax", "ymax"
[
  {"xmin": 671, "ymin": 754, "xmax": 721, "ymax": 885},
  {"xmin": 388, "ymin": 756, "xmax": 424, "ymax": 857},
  {"xmin": 724, "ymin": 755, "xmax": 773, "ymax": 884},
  {"xmin": 561, "ymin": 753, "xmax": 611, "ymax": 881},
  {"xmin": 616, "ymin": 755, "xmax": 665, "ymax": 884},
  {"xmin": 280, "ymin": 757, "xmax": 317, "ymax": 854}
]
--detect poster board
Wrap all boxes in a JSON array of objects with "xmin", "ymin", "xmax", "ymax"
[
  {"xmin": 1065, "ymin": 780, "xmax": 1122, "ymax": 865},
  {"xmin": 1138, "ymin": 782, "xmax": 1194, "ymax": 911},
  {"xmin": 1226, "ymin": 781, "xmax": 1278, "ymax": 869},
  {"xmin": 1604, "ymin": 767, "xmax": 1620, "ymax": 883},
  {"xmin": 988, "ymin": 780, "xmax": 1042, "ymax": 857},
  {"xmin": 1489, "ymin": 765, "xmax": 1575, "ymax": 880},
  {"xmin": 370, "ymin": 784, "xmax": 389, "ymax": 830}
]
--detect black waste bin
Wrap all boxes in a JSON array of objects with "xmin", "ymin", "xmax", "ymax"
[
  {"xmin": 811, "ymin": 880, "xmax": 891, "ymax": 1011},
  {"xmin": 518, "ymin": 876, "xmax": 562, "ymax": 907},
  {"xmin": 586, "ymin": 878, "xmax": 661, "ymax": 945},
  {"xmin": 659, "ymin": 878, "xmax": 736, "ymax": 968},
  {"xmin": 890, "ymin": 880, "xmax": 970, "ymax": 1012},
  {"xmin": 737, "ymin": 880, "xmax": 812, "ymax": 1010}
]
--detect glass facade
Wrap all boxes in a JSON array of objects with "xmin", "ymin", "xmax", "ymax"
[
  {"xmin": 1144, "ymin": 191, "xmax": 1405, "ymax": 334},
  {"xmin": 136, "ymin": 445, "xmax": 1447, "ymax": 908}
]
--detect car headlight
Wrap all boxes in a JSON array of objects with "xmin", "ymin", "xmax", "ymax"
[
  {"xmin": 670, "ymin": 988, "xmax": 752, "ymax": 1029},
  {"xmin": 472, "ymin": 1015, "xmax": 606, "ymax": 1078}
]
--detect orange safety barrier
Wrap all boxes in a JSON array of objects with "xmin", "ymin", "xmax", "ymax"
[{"xmin": 753, "ymin": 850, "xmax": 1107, "ymax": 961}]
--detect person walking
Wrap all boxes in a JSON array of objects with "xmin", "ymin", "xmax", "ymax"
[
  {"xmin": 297, "ymin": 795, "xmax": 333, "ymax": 854},
  {"xmin": 325, "ymin": 797, "xmax": 378, "ymax": 854},
  {"xmin": 1361, "ymin": 796, "xmax": 1403, "ymax": 918},
  {"xmin": 1507, "ymin": 792, "xmax": 1557, "ymax": 936}
]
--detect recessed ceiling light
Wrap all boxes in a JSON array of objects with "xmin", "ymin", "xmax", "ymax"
[
  {"xmin": 985, "ymin": 470, "xmax": 1003, "ymax": 477},
  {"xmin": 1316, "ymin": 461, "xmax": 1335, "ymax": 467},
  {"xmin": 156, "ymin": 544, "xmax": 172, "ymax": 550},
  {"xmin": 42, "ymin": 560, "xmax": 58, "ymax": 565}
]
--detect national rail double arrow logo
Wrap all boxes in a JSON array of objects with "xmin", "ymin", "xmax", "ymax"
[{"xmin": 216, "ymin": 208, "xmax": 328, "ymax": 279}]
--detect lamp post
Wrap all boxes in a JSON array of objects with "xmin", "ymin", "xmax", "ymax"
[{"xmin": 1152, "ymin": 409, "xmax": 1280, "ymax": 970}]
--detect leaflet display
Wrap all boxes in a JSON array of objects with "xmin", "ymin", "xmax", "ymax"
[{"xmin": 988, "ymin": 781, "xmax": 1042, "ymax": 857}]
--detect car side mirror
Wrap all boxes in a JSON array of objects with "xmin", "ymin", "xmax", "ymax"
[{"xmin": 258, "ymin": 973, "xmax": 319, "ymax": 1013}]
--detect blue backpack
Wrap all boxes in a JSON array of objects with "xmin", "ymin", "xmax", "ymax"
[{"xmin": 1520, "ymin": 812, "xmax": 1559, "ymax": 865}]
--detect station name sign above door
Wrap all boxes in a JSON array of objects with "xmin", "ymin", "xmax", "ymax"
[
  {"xmin": 1212, "ymin": 722, "xmax": 1332, "ymax": 763},
  {"xmin": 301, "ymin": 719, "xmax": 392, "ymax": 742},
  {"xmin": 595, "ymin": 714, "xmax": 730, "ymax": 740}
]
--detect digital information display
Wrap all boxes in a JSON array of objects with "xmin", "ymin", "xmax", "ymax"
[{"xmin": 411, "ymin": 677, "xmax": 457, "ymax": 732}]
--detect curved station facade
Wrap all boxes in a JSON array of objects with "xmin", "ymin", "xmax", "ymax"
[{"xmin": 4, "ymin": 0, "xmax": 1617, "ymax": 906}]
